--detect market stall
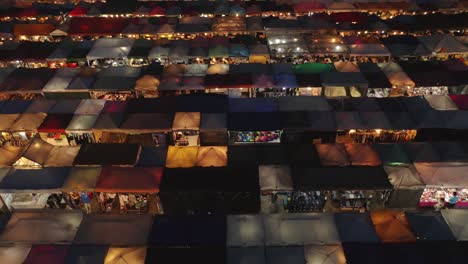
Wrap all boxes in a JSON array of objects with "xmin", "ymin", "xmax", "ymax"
[
  {"xmin": 90, "ymin": 68, "xmax": 138, "ymax": 101},
  {"xmin": 0, "ymin": 113, "xmax": 20, "ymax": 145},
  {"xmin": 200, "ymin": 113, "xmax": 227, "ymax": 146},
  {"xmin": 321, "ymin": 72, "xmax": 368, "ymax": 97},
  {"xmin": 292, "ymin": 166, "xmax": 392, "ymax": 212},
  {"xmin": 86, "ymin": 38, "xmax": 134, "ymax": 67},
  {"xmin": 384, "ymin": 164, "xmax": 425, "ymax": 209},
  {"xmin": 165, "ymin": 146, "xmax": 198, "ymax": 168},
  {"xmin": 228, "ymin": 112, "xmax": 281, "ymax": 144},
  {"xmin": 160, "ymin": 166, "xmax": 259, "ymax": 214},
  {"xmin": 0, "ymin": 211, "xmax": 82, "ymax": 244},
  {"xmin": 95, "ymin": 166, "xmax": 163, "ymax": 214},
  {"xmin": 0, "ymin": 167, "xmax": 71, "ymax": 211},
  {"xmin": 37, "ymin": 113, "xmax": 74, "ymax": 146},
  {"xmin": 73, "ymin": 214, "xmax": 152, "ymax": 246},
  {"xmin": 415, "ymin": 162, "xmax": 468, "ymax": 208},
  {"xmin": 248, "ymin": 44, "xmax": 270, "ymax": 64},
  {"xmin": 117, "ymin": 113, "xmax": 173, "ymax": 146},
  {"xmin": 171, "ymin": 112, "xmax": 200, "ymax": 146},
  {"xmin": 61, "ymin": 166, "xmax": 101, "ymax": 212},
  {"xmin": 134, "ymin": 74, "xmax": 160, "ymax": 98},
  {"xmin": 259, "ymin": 164, "xmax": 292, "ymax": 214},
  {"xmin": 65, "ymin": 115, "xmax": 98, "ymax": 145}
]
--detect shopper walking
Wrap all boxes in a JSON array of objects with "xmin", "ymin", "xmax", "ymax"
[{"xmin": 447, "ymin": 192, "xmax": 459, "ymax": 208}]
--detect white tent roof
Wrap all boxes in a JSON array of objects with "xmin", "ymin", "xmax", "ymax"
[
  {"xmin": 42, "ymin": 76, "xmax": 74, "ymax": 92},
  {"xmin": 304, "ymin": 244, "xmax": 347, "ymax": 264},
  {"xmin": 424, "ymin": 95, "xmax": 458, "ymax": 111},
  {"xmin": 10, "ymin": 113, "xmax": 47, "ymax": 131},
  {"xmin": 86, "ymin": 38, "xmax": 134, "ymax": 61},
  {"xmin": 0, "ymin": 114, "xmax": 20, "ymax": 131},
  {"xmin": 377, "ymin": 62, "xmax": 403, "ymax": 73},
  {"xmin": 184, "ymin": 64, "xmax": 208, "ymax": 76},
  {"xmin": 441, "ymin": 209, "xmax": 468, "ymax": 241},
  {"xmin": 384, "ymin": 164, "xmax": 425, "ymax": 189},
  {"xmin": 414, "ymin": 162, "xmax": 468, "ymax": 188},
  {"xmin": 259, "ymin": 165, "xmax": 293, "ymax": 191},
  {"xmin": 263, "ymin": 213, "xmax": 340, "ymax": 246},
  {"xmin": 0, "ymin": 211, "xmax": 82, "ymax": 244},
  {"xmin": 44, "ymin": 146, "xmax": 81, "ymax": 167},
  {"xmin": 0, "ymin": 245, "xmax": 31, "ymax": 264},
  {"xmin": 227, "ymin": 215, "xmax": 264, "ymax": 247}
]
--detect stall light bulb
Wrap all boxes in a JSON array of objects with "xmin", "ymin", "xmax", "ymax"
[
  {"xmin": 375, "ymin": 129, "xmax": 382, "ymax": 134},
  {"xmin": 349, "ymin": 129, "xmax": 356, "ymax": 133}
]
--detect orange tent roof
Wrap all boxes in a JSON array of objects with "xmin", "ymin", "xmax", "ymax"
[
  {"xmin": 371, "ymin": 210, "xmax": 416, "ymax": 243},
  {"xmin": 13, "ymin": 24, "xmax": 55, "ymax": 36},
  {"xmin": 95, "ymin": 166, "xmax": 163, "ymax": 193}
]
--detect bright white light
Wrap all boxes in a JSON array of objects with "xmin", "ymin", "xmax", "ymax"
[{"xmin": 335, "ymin": 46, "xmax": 341, "ymax": 51}]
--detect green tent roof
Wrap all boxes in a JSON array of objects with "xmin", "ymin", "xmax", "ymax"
[{"xmin": 294, "ymin": 63, "xmax": 336, "ymax": 74}]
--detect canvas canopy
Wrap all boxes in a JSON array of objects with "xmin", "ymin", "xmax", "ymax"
[
  {"xmin": 321, "ymin": 72, "xmax": 368, "ymax": 87},
  {"xmin": 334, "ymin": 212, "xmax": 379, "ymax": 243},
  {"xmin": 86, "ymin": 38, "xmax": 134, "ymax": 61},
  {"xmin": 104, "ymin": 247, "xmax": 146, "ymax": 264},
  {"xmin": 349, "ymin": 44, "xmax": 391, "ymax": 57},
  {"xmin": 263, "ymin": 213, "xmax": 340, "ymax": 245},
  {"xmin": 229, "ymin": 98, "xmax": 278, "ymax": 113},
  {"xmin": 66, "ymin": 115, "xmax": 98, "ymax": 132},
  {"xmin": 359, "ymin": 111, "xmax": 392, "ymax": 129},
  {"xmin": 10, "ymin": 113, "xmax": 46, "ymax": 132},
  {"xmin": 417, "ymin": 34, "xmax": 468, "ymax": 55},
  {"xmin": 304, "ymin": 244, "xmax": 346, "ymax": 264},
  {"xmin": 61, "ymin": 166, "xmax": 101, "ymax": 192},
  {"xmin": 374, "ymin": 144, "xmax": 410, "ymax": 164},
  {"xmin": 259, "ymin": 165, "xmax": 292, "ymax": 191},
  {"xmin": 145, "ymin": 247, "xmax": 226, "ymax": 264},
  {"xmin": 74, "ymin": 99, "xmax": 106, "ymax": 115},
  {"xmin": 22, "ymin": 245, "xmax": 69, "ymax": 264},
  {"xmin": 165, "ymin": 146, "xmax": 198, "ymax": 168},
  {"xmin": 37, "ymin": 114, "xmax": 73, "ymax": 133},
  {"xmin": 265, "ymin": 246, "xmax": 305, "ymax": 264},
  {"xmin": 65, "ymin": 246, "xmax": 107, "ymax": 264},
  {"xmin": 25, "ymin": 100, "xmax": 56, "ymax": 114},
  {"xmin": 0, "ymin": 167, "xmax": 70, "ymax": 193},
  {"xmin": 148, "ymin": 46, "xmax": 169, "ymax": 60},
  {"xmin": 370, "ymin": 210, "xmax": 417, "ymax": 243},
  {"xmin": 43, "ymin": 146, "xmax": 81, "ymax": 167},
  {"xmin": 195, "ymin": 146, "xmax": 227, "ymax": 167},
  {"xmin": 227, "ymin": 247, "xmax": 265, "ymax": 264},
  {"xmin": 148, "ymin": 215, "xmax": 226, "ymax": 246},
  {"xmin": 403, "ymin": 143, "xmax": 441, "ymax": 162},
  {"xmin": 200, "ymin": 113, "xmax": 226, "ymax": 132},
  {"xmin": 137, "ymin": 146, "xmax": 167, "ymax": 167},
  {"xmin": 74, "ymin": 214, "xmax": 152, "ymax": 246},
  {"xmin": 316, "ymin": 144, "xmax": 350, "ymax": 167},
  {"xmin": 120, "ymin": 113, "xmax": 173, "ymax": 133},
  {"xmin": 278, "ymin": 97, "xmax": 331, "ymax": 111},
  {"xmin": 334, "ymin": 61, "xmax": 360, "ymax": 73},
  {"xmin": 292, "ymin": 166, "xmax": 392, "ymax": 190},
  {"xmin": 227, "ymin": 215, "xmax": 264, "ymax": 247},
  {"xmin": 74, "ymin": 143, "xmax": 140, "ymax": 166},
  {"xmin": 441, "ymin": 210, "xmax": 468, "ymax": 241},
  {"xmin": 0, "ymin": 211, "xmax": 82, "ymax": 244},
  {"xmin": 406, "ymin": 211, "xmax": 455, "ymax": 241},
  {"xmin": 344, "ymin": 143, "xmax": 381, "ymax": 166},
  {"xmin": 0, "ymin": 146, "xmax": 22, "ymax": 167},
  {"xmin": 0, "ymin": 245, "xmax": 31, "ymax": 264},
  {"xmin": 48, "ymin": 100, "xmax": 81, "ymax": 114},
  {"xmin": 414, "ymin": 162, "xmax": 468, "ymax": 188},
  {"xmin": 424, "ymin": 95, "xmax": 458, "ymax": 110},
  {"xmin": 0, "ymin": 114, "xmax": 19, "ymax": 131},
  {"xmin": 172, "ymin": 112, "xmax": 200, "ymax": 130},
  {"xmin": 384, "ymin": 165, "xmax": 425, "ymax": 189},
  {"xmin": 228, "ymin": 112, "xmax": 280, "ymax": 131},
  {"xmin": 95, "ymin": 166, "xmax": 163, "ymax": 193}
]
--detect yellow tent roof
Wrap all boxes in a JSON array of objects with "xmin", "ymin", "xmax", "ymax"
[
  {"xmin": 196, "ymin": 146, "xmax": 227, "ymax": 167},
  {"xmin": 172, "ymin": 112, "xmax": 201, "ymax": 130},
  {"xmin": 165, "ymin": 146, "xmax": 198, "ymax": 168},
  {"xmin": 104, "ymin": 247, "xmax": 147, "ymax": 264}
]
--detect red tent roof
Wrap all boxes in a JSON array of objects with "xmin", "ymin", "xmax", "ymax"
[
  {"xmin": 17, "ymin": 8, "xmax": 37, "ymax": 18},
  {"xmin": 293, "ymin": 2, "xmax": 325, "ymax": 13},
  {"xmin": 68, "ymin": 17, "xmax": 129, "ymax": 36},
  {"xmin": 24, "ymin": 245, "xmax": 69, "ymax": 264},
  {"xmin": 330, "ymin": 12, "xmax": 368, "ymax": 24},
  {"xmin": 69, "ymin": 6, "xmax": 87, "ymax": 17},
  {"xmin": 449, "ymin": 95, "xmax": 468, "ymax": 110},
  {"xmin": 150, "ymin": 6, "xmax": 165, "ymax": 16},
  {"xmin": 101, "ymin": 101, "xmax": 128, "ymax": 114},
  {"xmin": 95, "ymin": 166, "xmax": 163, "ymax": 193},
  {"xmin": 37, "ymin": 114, "xmax": 73, "ymax": 133}
]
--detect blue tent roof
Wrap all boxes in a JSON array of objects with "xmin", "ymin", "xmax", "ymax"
[
  {"xmin": 334, "ymin": 212, "xmax": 379, "ymax": 243},
  {"xmin": 229, "ymin": 44, "xmax": 249, "ymax": 57},
  {"xmin": 0, "ymin": 100, "xmax": 32, "ymax": 114},
  {"xmin": 48, "ymin": 99, "xmax": 81, "ymax": 114},
  {"xmin": 406, "ymin": 211, "xmax": 456, "ymax": 241},
  {"xmin": 229, "ymin": 98, "xmax": 278, "ymax": 113},
  {"xmin": 0, "ymin": 167, "xmax": 70, "ymax": 192},
  {"xmin": 137, "ymin": 146, "xmax": 167, "ymax": 167},
  {"xmin": 65, "ymin": 245, "xmax": 108, "ymax": 264},
  {"xmin": 274, "ymin": 74, "xmax": 298, "ymax": 88},
  {"xmin": 148, "ymin": 215, "xmax": 227, "ymax": 246}
]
